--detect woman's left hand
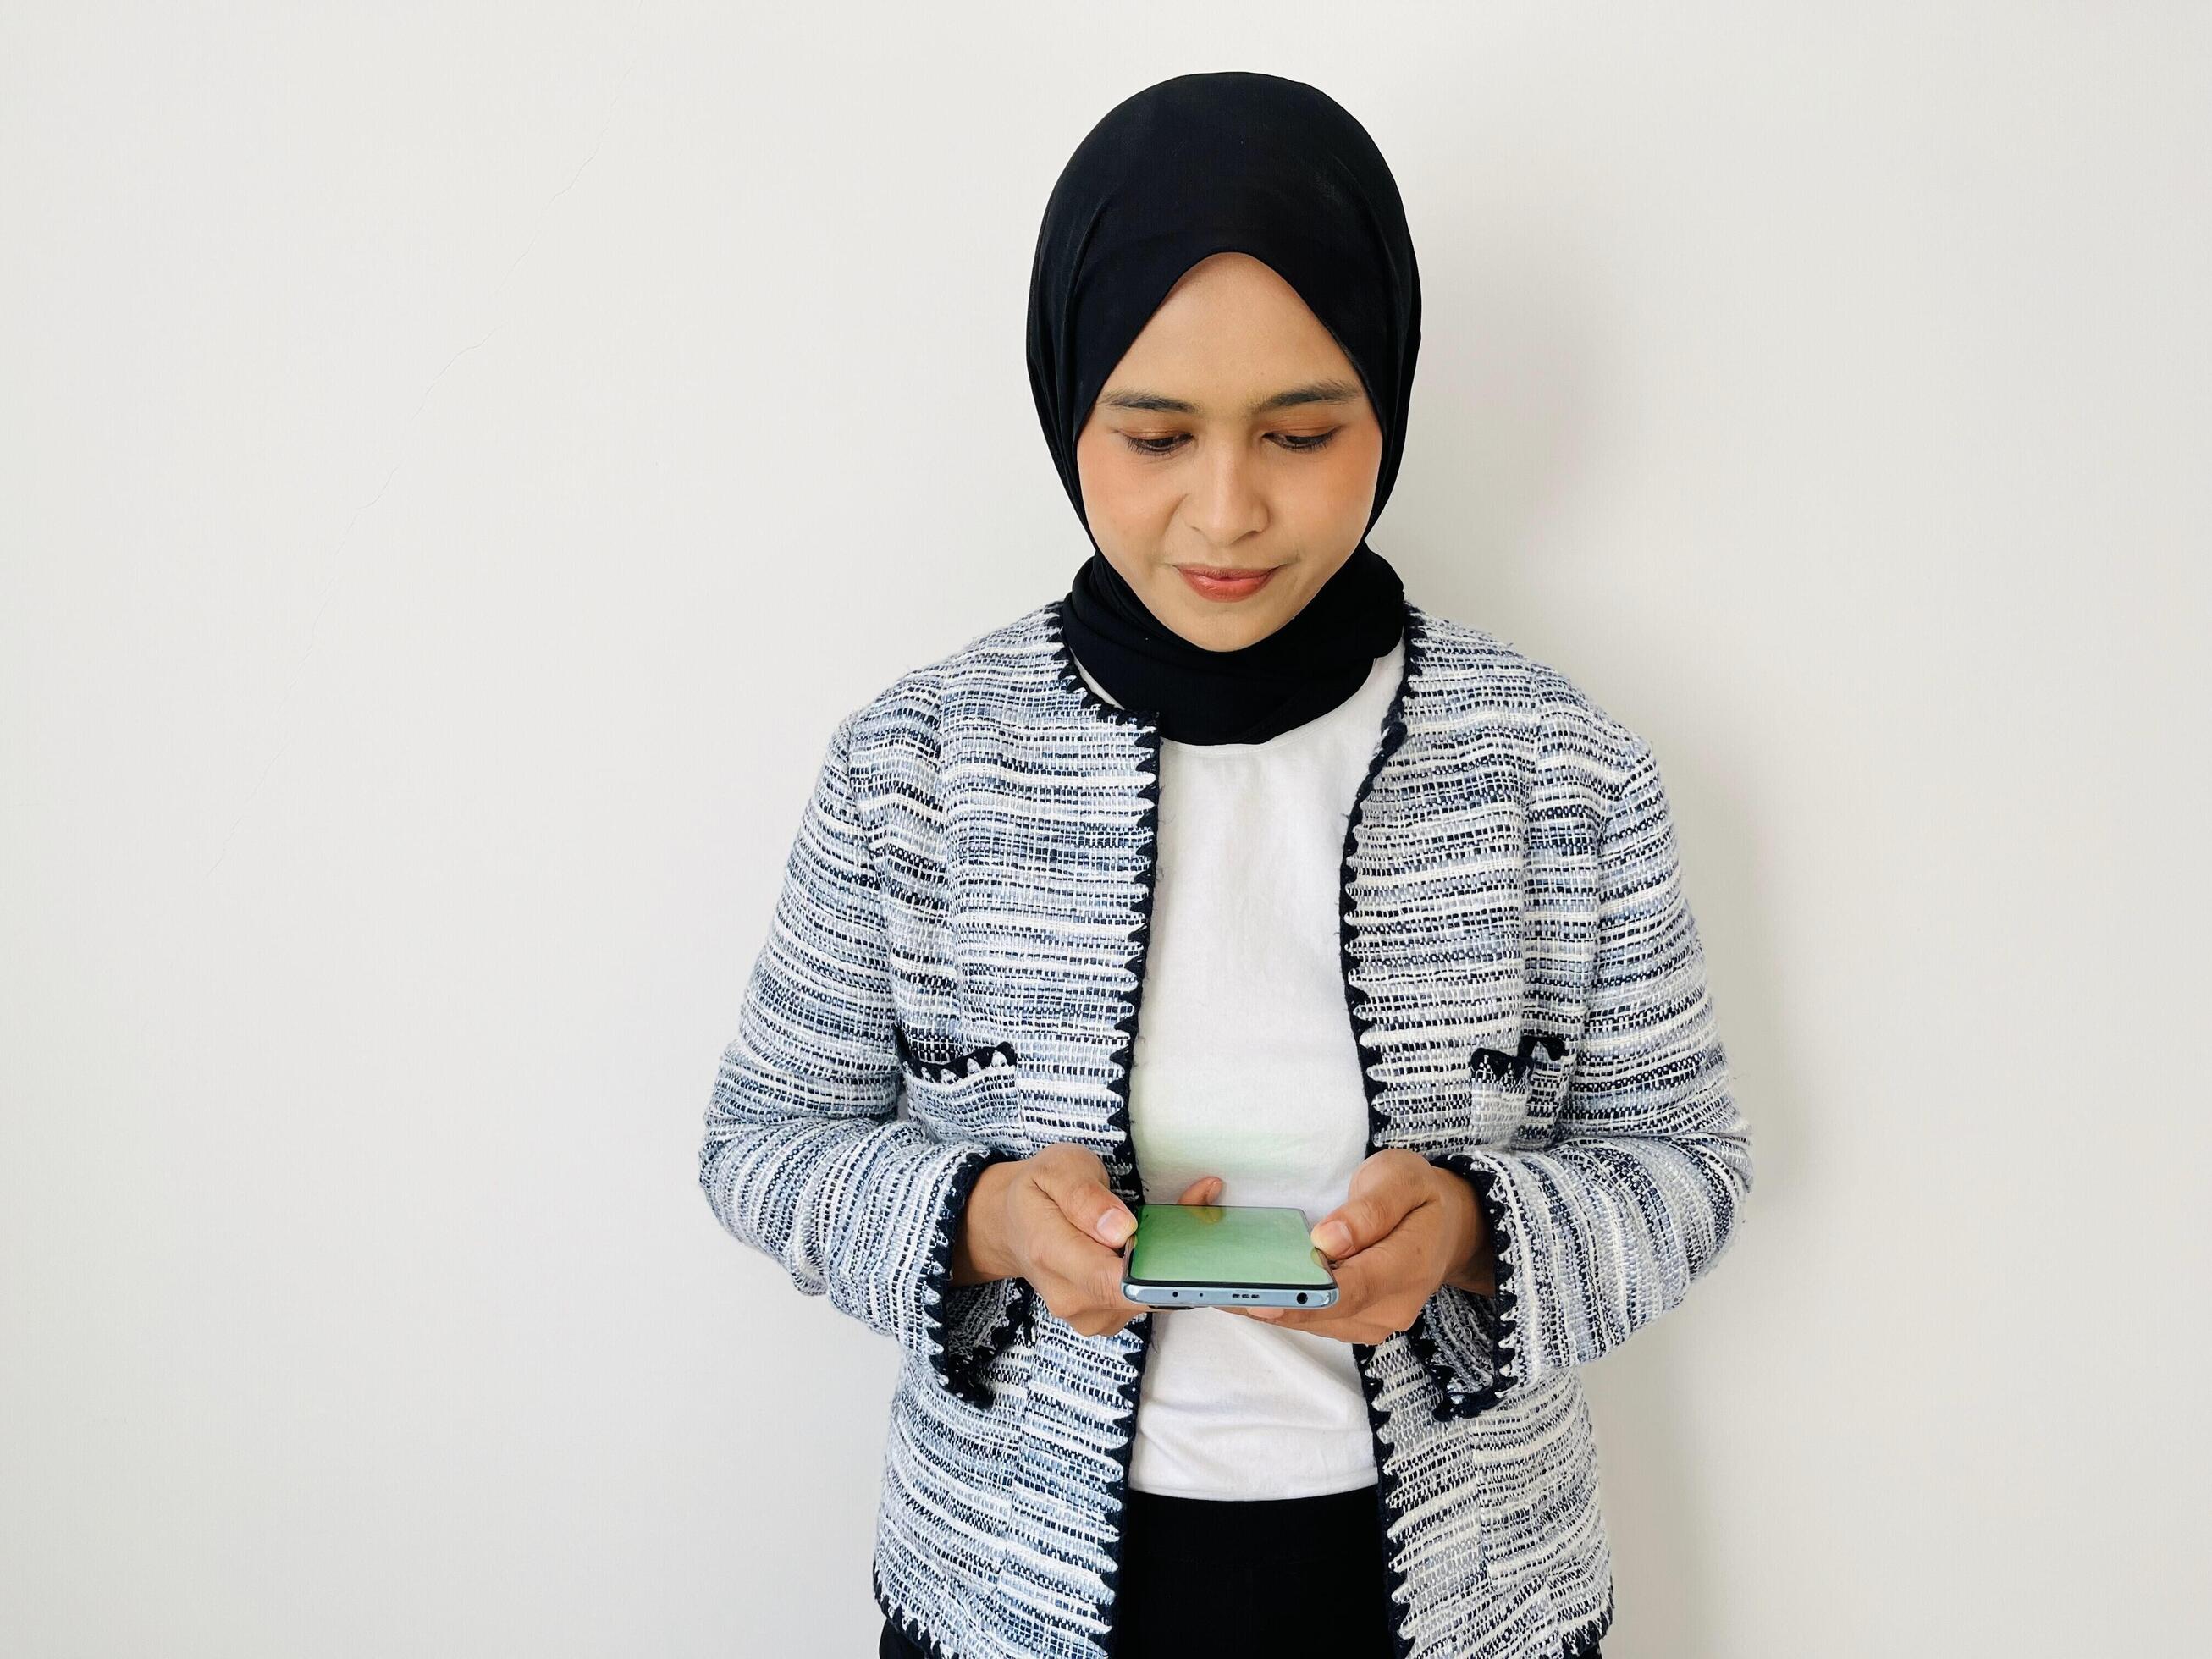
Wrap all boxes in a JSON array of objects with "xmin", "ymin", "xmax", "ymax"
[{"xmin": 1224, "ymin": 1149, "xmax": 1495, "ymax": 1342}]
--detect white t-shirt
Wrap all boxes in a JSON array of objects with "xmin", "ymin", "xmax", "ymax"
[{"xmin": 1073, "ymin": 637, "xmax": 1405, "ymax": 1500}]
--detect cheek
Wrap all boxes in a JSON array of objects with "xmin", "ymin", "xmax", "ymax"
[
  {"xmin": 1306, "ymin": 431, "xmax": 1382, "ymax": 521},
  {"xmin": 1077, "ymin": 443, "xmax": 1162, "ymax": 530},
  {"xmin": 1073, "ymin": 429, "xmax": 1115, "ymax": 505}
]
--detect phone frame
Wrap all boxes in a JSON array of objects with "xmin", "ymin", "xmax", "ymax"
[{"xmin": 1117, "ymin": 1202, "xmax": 1342, "ymax": 1309}]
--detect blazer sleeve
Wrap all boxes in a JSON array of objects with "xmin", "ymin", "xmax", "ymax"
[
  {"xmin": 696, "ymin": 708, "xmax": 1023, "ymax": 1405},
  {"xmin": 1410, "ymin": 735, "xmax": 1754, "ymax": 1418}
]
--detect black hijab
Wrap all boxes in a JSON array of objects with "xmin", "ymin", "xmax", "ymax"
[{"xmin": 1026, "ymin": 71, "xmax": 1421, "ymax": 745}]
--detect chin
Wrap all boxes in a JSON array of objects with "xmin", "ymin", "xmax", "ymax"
[{"xmin": 1166, "ymin": 598, "xmax": 1289, "ymax": 651}]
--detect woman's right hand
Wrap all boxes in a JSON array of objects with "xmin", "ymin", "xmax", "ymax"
[{"xmin": 955, "ymin": 1144, "xmax": 1222, "ymax": 1338}]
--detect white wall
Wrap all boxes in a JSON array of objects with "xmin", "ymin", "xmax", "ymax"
[{"xmin": 4, "ymin": 5, "xmax": 2205, "ymax": 1654}]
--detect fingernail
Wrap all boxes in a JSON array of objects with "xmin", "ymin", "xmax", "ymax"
[
  {"xmin": 1315, "ymin": 1222, "xmax": 1350, "ymax": 1255},
  {"xmin": 1100, "ymin": 1210, "xmax": 1134, "ymax": 1245}
]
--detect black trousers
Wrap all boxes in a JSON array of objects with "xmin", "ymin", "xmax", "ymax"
[{"xmin": 880, "ymin": 1482, "xmax": 1400, "ymax": 1659}]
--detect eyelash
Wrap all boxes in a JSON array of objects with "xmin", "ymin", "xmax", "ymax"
[{"xmin": 1119, "ymin": 430, "xmax": 1340, "ymax": 458}]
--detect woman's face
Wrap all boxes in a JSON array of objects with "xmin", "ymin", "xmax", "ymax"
[{"xmin": 1074, "ymin": 252, "xmax": 1386, "ymax": 652}]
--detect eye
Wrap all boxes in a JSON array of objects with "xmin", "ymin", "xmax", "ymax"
[{"xmin": 1116, "ymin": 429, "xmax": 1343, "ymax": 458}]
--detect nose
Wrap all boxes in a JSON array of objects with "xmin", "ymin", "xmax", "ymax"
[{"xmin": 1184, "ymin": 440, "xmax": 1268, "ymax": 546}]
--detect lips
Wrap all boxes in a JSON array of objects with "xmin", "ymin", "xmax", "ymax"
[{"xmin": 1176, "ymin": 565, "xmax": 1278, "ymax": 601}]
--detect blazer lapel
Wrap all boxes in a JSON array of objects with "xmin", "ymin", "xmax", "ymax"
[
  {"xmin": 1343, "ymin": 602, "xmax": 1537, "ymax": 1154},
  {"xmin": 939, "ymin": 602, "xmax": 1163, "ymax": 1204}
]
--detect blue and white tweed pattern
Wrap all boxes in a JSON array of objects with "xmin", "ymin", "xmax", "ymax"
[{"xmin": 698, "ymin": 595, "xmax": 1753, "ymax": 1659}]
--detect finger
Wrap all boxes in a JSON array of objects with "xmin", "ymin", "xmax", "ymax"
[
  {"xmin": 1175, "ymin": 1174, "xmax": 1224, "ymax": 1205},
  {"xmin": 1323, "ymin": 1245, "xmax": 1376, "ymax": 1312},
  {"xmin": 1324, "ymin": 1226, "xmax": 1430, "ymax": 1327},
  {"xmin": 1241, "ymin": 1301, "xmax": 1333, "ymax": 1331},
  {"xmin": 1023, "ymin": 1218, "xmax": 1148, "ymax": 1334},
  {"xmin": 1311, "ymin": 1162, "xmax": 1426, "ymax": 1259},
  {"xmin": 1107, "ymin": 1255, "xmax": 1144, "ymax": 1312},
  {"xmin": 1029, "ymin": 1198, "xmax": 1129, "ymax": 1292},
  {"xmin": 1097, "ymin": 1239, "xmax": 1152, "ymax": 1316},
  {"xmin": 1038, "ymin": 1149, "xmax": 1139, "ymax": 1248}
]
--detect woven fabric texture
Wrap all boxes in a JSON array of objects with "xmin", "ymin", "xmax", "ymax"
[{"xmin": 698, "ymin": 596, "xmax": 1752, "ymax": 1659}]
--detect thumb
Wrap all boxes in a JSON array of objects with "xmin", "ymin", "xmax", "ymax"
[
  {"xmin": 1312, "ymin": 1153, "xmax": 1431, "ymax": 1259},
  {"xmin": 1042, "ymin": 1155, "xmax": 1138, "ymax": 1248},
  {"xmin": 1310, "ymin": 1188, "xmax": 1403, "ymax": 1260}
]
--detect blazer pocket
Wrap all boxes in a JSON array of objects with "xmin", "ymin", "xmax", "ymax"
[
  {"xmin": 1470, "ymin": 1374, "xmax": 1606, "ymax": 1586},
  {"xmin": 894, "ymin": 1022, "xmax": 1020, "ymax": 1140},
  {"xmin": 891, "ymin": 1353, "xmax": 1023, "ymax": 1587},
  {"xmin": 1462, "ymin": 1030, "xmax": 1570, "ymax": 1149}
]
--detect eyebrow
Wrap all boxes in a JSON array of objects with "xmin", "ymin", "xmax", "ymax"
[{"xmin": 1095, "ymin": 377, "xmax": 1365, "ymax": 417}]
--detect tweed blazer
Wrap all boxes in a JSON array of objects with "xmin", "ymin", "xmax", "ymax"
[{"xmin": 698, "ymin": 594, "xmax": 1753, "ymax": 1659}]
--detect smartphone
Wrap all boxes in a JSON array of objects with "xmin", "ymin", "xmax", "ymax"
[{"xmin": 1119, "ymin": 1202, "xmax": 1340, "ymax": 1309}]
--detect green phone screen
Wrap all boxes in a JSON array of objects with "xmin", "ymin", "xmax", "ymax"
[{"xmin": 1126, "ymin": 1204, "xmax": 1335, "ymax": 1287}]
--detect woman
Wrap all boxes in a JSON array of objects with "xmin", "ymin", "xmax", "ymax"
[{"xmin": 698, "ymin": 72, "xmax": 1752, "ymax": 1659}]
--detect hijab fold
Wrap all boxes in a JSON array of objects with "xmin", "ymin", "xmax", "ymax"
[{"xmin": 1025, "ymin": 71, "xmax": 1423, "ymax": 746}]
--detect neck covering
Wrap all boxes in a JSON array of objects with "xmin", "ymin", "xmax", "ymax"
[{"xmin": 1026, "ymin": 71, "xmax": 1422, "ymax": 745}]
